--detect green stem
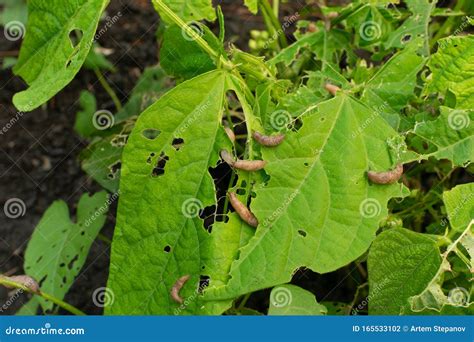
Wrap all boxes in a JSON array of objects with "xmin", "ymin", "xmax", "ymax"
[
  {"xmin": 273, "ymin": 0, "xmax": 280, "ymax": 18},
  {"xmin": 238, "ymin": 293, "xmax": 252, "ymax": 309},
  {"xmin": 432, "ymin": 0, "xmax": 466, "ymax": 47},
  {"xmin": 94, "ymin": 68, "xmax": 123, "ymax": 111},
  {"xmin": 0, "ymin": 277, "xmax": 85, "ymax": 316},
  {"xmin": 259, "ymin": 0, "xmax": 288, "ymax": 48}
]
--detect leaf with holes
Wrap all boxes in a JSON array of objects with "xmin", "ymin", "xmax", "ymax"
[
  {"xmin": 426, "ymin": 35, "xmax": 474, "ymax": 110},
  {"xmin": 12, "ymin": 0, "xmax": 109, "ymax": 111},
  {"xmin": 413, "ymin": 107, "xmax": 474, "ymax": 167},
  {"xmin": 152, "ymin": 0, "xmax": 216, "ymax": 23},
  {"xmin": 23, "ymin": 191, "xmax": 109, "ymax": 312},
  {"xmin": 206, "ymin": 94, "xmax": 407, "ymax": 300},
  {"xmin": 268, "ymin": 284, "xmax": 327, "ymax": 315},
  {"xmin": 106, "ymin": 70, "xmax": 243, "ymax": 315}
]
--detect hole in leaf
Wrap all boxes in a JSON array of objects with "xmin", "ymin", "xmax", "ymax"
[
  {"xmin": 298, "ymin": 230, "xmax": 307, "ymax": 237},
  {"xmin": 151, "ymin": 152, "xmax": 169, "ymax": 177},
  {"xmin": 108, "ymin": 161, "xmax": 121, "ymax": 179},
  {"xmin": 172, "ymin": 138, "xmax": 184, "ymax": 151},
  {"xmin": 68, "ymin": 255, "xmax": 79, "ymax": 270},
  {"xmin": 402, "ymin": 34, "xmax": 412, "ymax": 43},
  {"xmin": 164, "ymin": 245, "xmax": 171, "ymax": 253},
  {"xmin": 236, "ymin": 188, "xmax": 246, "ymax": 196},
  {"xmin": 68, "ymin": 29, "xmax": 83, "ymax": 48},
  {"xmin": 142, "ymin": 129, "xmax": 161, "ymax": 140},
  {"xmin": 199, "ymin": 275, "xmax": 210, "ymax": 293},
  {"xmin": 147, "ymin": 152, "xmax": 156, "ymax": 164}
]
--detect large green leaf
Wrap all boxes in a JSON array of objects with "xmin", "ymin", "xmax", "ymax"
[
  {"xmin": 368, "ymin": 228, "xmax": 442, "ymax": 314},
  {"xmin": 106, "ymin": 71, "xmax": 238, "ymax": 315},
  {"xmin": 23, "ymin": 192, "xmax": 109, "ymax": 312},
  {"xmin": 413, "ymin": 107, "xmax": 473, "ymax": 167},
  {"xmin": 12, "ymin": 0, "xmax": 109, "ymax": 111},
  {"xmin": 268, "ymin": 284, "xmax": 327, "ymax": 315},
  {"xmin": 361, "ymin": 40, "xmax": 426, "ymax": 129},
  {"xmin": 207, "ymin": 94, "xmax": 406, "ymax": 300},
  {"xmin": 426, "ymin": 35, "xmax": 474, "ymax": 110}
]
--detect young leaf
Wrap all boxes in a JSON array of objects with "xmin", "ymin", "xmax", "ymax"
[
  {"xmin": 23, "ymin": 192, "xmax": 109, "ymax": 312},
  {"xmin": 413, "ymin": 107, "xmax": 473, "ymax": 167},
  {"xmin": 368, "ymin": 228, "xmax": 442, "ymax": 314},
  {"xmin": 106, "ymin": 71, "xmax": 235, "ymax": 315},
  {"xmin": 12, "ymin": 0, "xmax": 109, "ymax": 111},
  {"xmin": 443, "ymin": 183, "xmax": 474, "ymax": 232},
  {"xmin": 426, "ymin": 35, "xmax": 474, "ymax": 110},
  {"xmin": 244, "ymin": 0, "xmax": 258, "ymax": 14},
  {"xmin": 268, "ymin": 284, "xmax": 327, "ymax": 315},
  {"xmin": 207, "ymin": 94, "xmax": 407, "ymax": 300}
]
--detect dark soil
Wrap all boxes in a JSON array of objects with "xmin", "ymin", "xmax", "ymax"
[{"xmin": 0, "ymin": 0, "xmax": 359, "ymax": 316}]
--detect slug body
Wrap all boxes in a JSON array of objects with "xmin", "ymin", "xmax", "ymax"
[
  {"xmin": 228, "ymin": 192, "xmax": 259, "ymax": 228},
  {"xmin": 170, "ymin": 275, "xmax": 191, "ymax": 304},
  {"xmin": 325, "ymin": 83, "xmax": 341, "ymax": 96},
  {"xmin": 368, "ymin": 164, "xmax": 404, "ymax": 185},
  {"xmin": 220, "ymin": 150, "xmax": 267, "ymax": 171},
  {"xmin": 2, "ymin": 275, "xmax": 40, "ymax": 294},
  {"xmin": 252, "ymin": 131, "xmax": 285, "ymax": 147}
]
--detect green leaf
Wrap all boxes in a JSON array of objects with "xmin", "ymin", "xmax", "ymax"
[
  {"xmin": 426, "ymin": 35, "xmax": 474, "ymax": 110},
  {"xmin": 106, "ymin": 70, "xmax": 236, "ymax": 315},
  {"xmin": 443, "ymin": 183, "xmax": 474, "ymax": 232},
  {"xmin": 115, "ymin": 65, "xmax": 174, "ymax": 122},
  {"xmin": 153, "ymin": 0, "xmax": 216, "ymax": 23},
  {"xmin": 79, "ymin": 136, "xmax": 123, "ymax": 193},
  {"xmin": 244, "ymin": 0, "xmax": 258, "ymax": 14},
  {"xmin": 207, "ymin": 94, "xmax": 406, "ymax": 300},
  {"xmin": 74, "ymin": 91, "xmax": 98, "ymax": 138},
  {"xmin": 368, "ymin": 228, "xmax": 442, "ymax": 314},
  {"xmin": 160, "ymin": 25, "xmax": 219, "ymax": 80},
  {"xmin": 413, "ymin": 107, "xmax": 473, "ymax": 167},
  {"xmin": 23, "ymin": 192, "xmax": 109, "ymax": 312},
  {"xmin": 384, "ymin": 0, "xmax": 435, "ymax": 53},
  {"xmin": 0, "ymin": 0, "xmax": 27, "ymax": 26},
  {"xmin": 13, "ymin": 0, "xmax": 109, "ymax": 111},
  {"xmin": 268, "ymin": 284, "xmax": 327, "ymax": 315},
  {"xmin": 361, "ymin": 39, "xmax": 426, "ymax": 129}
]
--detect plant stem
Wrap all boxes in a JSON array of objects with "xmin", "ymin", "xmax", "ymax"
[
  {"xmin": 259, "ymin": 0, "xmax": 288, "ymax": 48},
  {"xmin": 94, "ymin": 68, "xmax": 123, "ymax": 111},
  {"xmin": 273, "ymin": 0, "xmax": 280, "ymax": 18},
  {"xmin": 238, "ymin": 293, "xmax": 252, "ymax": 309},
  {"xmin": 432, "ymin": 0, "xmax": 466, "ymax": 47},
  {"xmin": 0, "ymin": 277, "xmax": 85, "ymax": 316}
]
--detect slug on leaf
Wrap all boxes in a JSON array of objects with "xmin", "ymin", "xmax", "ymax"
[
  {"xmin": 220, "ymin": 150, "xmax": 267, "ymax": 171},
  {"xmin": 325, "ymin": 83, "xmax": 341, "ymax": 96},
  {"xmin": 252, "ymin": 131, "xmax": 285, "ymax": 147},
  {"xmin": 368, "ymin": 164, "xmax": 404, "ymax": 185},
  {"xmin": 228, "ymin": 192, "xmax": 259, "ymax": 228},
  {"xmin": 170, "ymin": 275, "xmax": 191, "ymax": 304}
]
